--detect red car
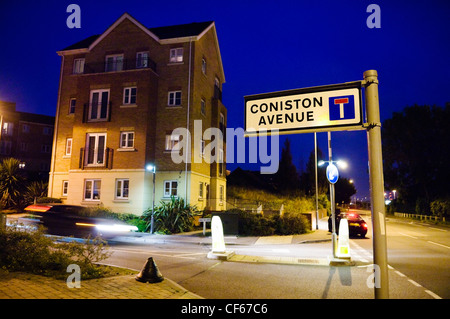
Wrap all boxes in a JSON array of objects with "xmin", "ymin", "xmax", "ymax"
[{"xmin": 328, "ymin": 212, "xmax": 368, "ymax": 238}]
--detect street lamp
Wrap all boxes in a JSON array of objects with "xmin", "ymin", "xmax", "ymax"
[{"xmin": 146, "ymin": 164, "xmax": 156, "ymax": 234}]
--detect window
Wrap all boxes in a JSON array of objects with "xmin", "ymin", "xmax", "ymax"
[
  {"xmin": 89, "ymin": 89, "xmax": 110, "ymax": 121},
  {"xmin": 65, "ymin": 138, "xmax": 73, "ymax": 156},
  {"xmin": 164, "ymin": 180, "xmax": 178, "ymax": 197},
  {"xmin": 69, "ymin": 99, "xmax": 76, "ymax": 114},
  {"xmin": 199, "ymin": 182, "xmax": 203, "ymax": 199},
  {"xmin": 169, "ymin": 48, "xmax": 183, "ymax": 63},
  {"xmin": 105, "ymin": 54, "xmax": 123, "ymax": 72},
  {"xmin": 2, "ymin": 122, "xmax": 13, "ymax": 136},
  {"xmin": 165, "ymin": 133, "xmax": 180, "ymax": 151},
  {"xmin": 0, "ymin": 141, "xmax": 11, "ymax": 155},
  {"xmin": 219, "ymin": 185, "xmax": 224, "ymax": 203},
  {"xmin": 168, "ymin": 91, "xmax": 182, "ymax": 106},
  {"xmin": 115, "ymin": 179, "xmax": 129, "ymax": 199},
  {"xmin": 41, "ymin": 144, "xmax": 51, "ymax": 153},
  {"xmin": 73, "ymin": 58, "xmax": 85, "ymax": 74},
  {"xmin": 20, "ymin": 142, "xmax": 28, "ymax": 152},
  {"xmin": 123, "ymin": 87, "xmax": 137, "ymax": 105},
  {"xmin": 201, "ymin": 58, "xmax": 207, "ymax": 74},
  {"xmin": 200, "ymin": 139, "xmax": 205, "ymax": 157},
  {"xmin": 22, "ymin": 124, "xmax": 30, "ymax": 133},
  {"xmin": 120, "ymin": 132, "xmax": 134, "ymax": 149},
  {"xmin": 85, "ymin": 133, "xmax": 106, "ymax": 166},
  {"xmin": 84, "ymin": 179, "xmax": 101, "ymax": 200},
  {"xmin": 201, "ymin": 99, "xmax": 206, "ymax": 115},
  {"xmin": 43, "ymin": 127, "xmax": 53, "ymax": 135},
  {"xmin": 219, "ymin": 148, "xmax": 224, "ymax": 175},
  {"xmin": 62, "ymin": 181, "xmax": 69, "ymax": 197},
  {"xmin": 136, "ymin": 51, "xmax": 149, "ymax": 68}
]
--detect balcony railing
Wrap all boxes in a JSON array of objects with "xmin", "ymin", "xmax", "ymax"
[
  {"xmin": 81, "ymin": 57, "xmax": 156, "ymax": 74},
  {"xmin": 83, "ymin": 102, "xmax": 112, "ymax": 123},
  {"xmin": 79, "ymin": 147, "xmax": 114, "ymax": 169}
]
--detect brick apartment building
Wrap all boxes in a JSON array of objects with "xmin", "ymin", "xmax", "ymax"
[
  {"xmin": 0, "ymin": 101, "xmax": 55, "ymax": 178},
  {"xmin": 48, "ymin": 13, "xmax": 227, "ymax": 214}
]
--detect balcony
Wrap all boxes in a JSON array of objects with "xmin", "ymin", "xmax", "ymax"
[
  {"xmin": 81, "ymin": 57, "xmax": 156, "ymax": 74},
  {"xmin": 79, "ymin": 147, "xmax": 114, "ymax": 169}
]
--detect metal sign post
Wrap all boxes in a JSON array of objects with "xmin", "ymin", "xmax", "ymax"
[{"xmin": 363, "ymin": 70, "xmax": 389, "ymax": 299}]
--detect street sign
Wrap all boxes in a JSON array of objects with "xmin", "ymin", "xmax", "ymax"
[
  {"xmin": 244, "ymin": 82, "xmax": 363, "ymax": 136},
  {"xmin": 326, "ymin": 163, "xmax": 339, "ymax": 184}
]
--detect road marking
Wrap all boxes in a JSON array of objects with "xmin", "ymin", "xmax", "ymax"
[
  {"xmin": 427, "ymin": 241, "xmax": 450, "ymax": 249},
  {"xmin": 427, "ymin": 227, "xmax": 447, "ymax": 232},
  {"xmin": 395, "ymin": 270, "xmax": 406, "ymax": 277},
  {"xmin": 111, "ymin": 248, "xmax": 198, "ymax": 260},
  {"xmin": 408, "ymin": 279, "xmax": 422, "ymax": 287},
  {"xmin": 398, "ymin": 232, "xmax": 418, "ymax": 239},
  {"xmin": 425, "ymin": 290, "xmax": 442, "ymax": 299}
]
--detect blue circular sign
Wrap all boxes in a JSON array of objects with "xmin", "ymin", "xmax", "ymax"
[{"xmin": 326, "ymin": 163, "xmax": 339, "ymax": 184}]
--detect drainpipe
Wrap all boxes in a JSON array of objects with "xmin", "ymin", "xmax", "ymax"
[{"xmin": 185, "ymin": 38, "xmax": 193, "ymax": 203}]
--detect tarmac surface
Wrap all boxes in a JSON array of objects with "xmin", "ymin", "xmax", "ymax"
[{"xmin": 0, "ymin": 225, "xmax": 333, "ymax": 299}]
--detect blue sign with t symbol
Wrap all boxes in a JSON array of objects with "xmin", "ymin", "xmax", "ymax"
[
  {"xmin": 329, "ymin": 95, "xmax": 355, "ymax": 121},
  {"xmin": 326, "ymin": 163, "xmax": 339, "ymax": 184}
]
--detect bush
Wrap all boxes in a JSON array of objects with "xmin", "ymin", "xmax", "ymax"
[
  {"xmin": 0, "ymin": 226, "xmax": 111, "ymax": 279},
  {"xmin": 430, "ymin": 199, "xmax": 450, "ymax": 218},
  {"xmin": 142, "ymin": 196, "xmax": 197, "ymax": 234},
  {"xmin": 235, "ymin": 209, "xmax": 309, "ymax": 236}
]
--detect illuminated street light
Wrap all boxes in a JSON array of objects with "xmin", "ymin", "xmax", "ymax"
[{"xmin": 146, "ymin": 163, "xmax": 156, "ymax": 234}]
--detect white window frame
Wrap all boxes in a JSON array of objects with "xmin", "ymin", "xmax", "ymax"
[
  {"xmin": 69, "ymin": 98, "xmax": 76, "ymax": 114},
  {"xmin": 115, "ymin": 179, "xmax": 129, "ymax": 199},
  {"xmin": 219, "ymin": 185, "xmax": 224, "ymax": 203},
  {"xmin": 62, "ymin": 181, "xmax": 69, "ymax": 197},
  {"xmin": 165, "ymin": 134, "xmax": 180, "ymax": 151},
  {"xmin": 123, "ymin": 87, "xmax": 137, "ymax": 105},
  {"xmin": 89, "ymin": 89, "xmax": 110, "ymax": 121},
  {"xmin": 168, "ymin": 91, "xmax": 182, "ymax": 106},
  {"xmin": 105, "ymin": 54, "xmax": 123, "ymax": 72},
  {"xmin": 85, "ymin": 133, "xmax": 107, "ymax": 166},
  {"xmin": 201, "ymin": 99, "xmax": 206, "ymax": 115},
  {"xmin": 219, "ymin": 148, "xmax": 224, "ymax": 175},
  {"xmin": 2, "ymin": 122, "xmax": 13, "ymax": 136},
  {"xmin": 199, "ymin": 182, "xmax": 204, "ymax": 199},
  {"xmin": 65, "ymin": 138, "xmax": 73, "ymax": 156},
  {"xmin": 164, "ymin": 180, "xmax": 178, "ymax": 197},
  {"xmin": 169, "ymin": 48, "xmax": 183, "ymax": 63},
  {"xmin": 120, "ymin": 132, "xmax": 134, "ymax": 149},
  {"xmin": 136, "ymin": 51, "xmax": 149, "ymax": 68},
  {"xmin": 84, "ymin": 179, "xmax": 101, "ymax": 201},
  {"xmin": 73, "ymin": 58, "xmax": 85, "ymax": 74}
]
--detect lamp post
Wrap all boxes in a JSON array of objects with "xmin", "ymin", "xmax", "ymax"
[{"xmin": 146, "ymin": 164, "xmax": 156, "ymax": 234}]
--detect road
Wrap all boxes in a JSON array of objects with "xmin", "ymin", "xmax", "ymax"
[{"xmin": 104, "ymin": 211, "xmax": 449, "ymax": 299}]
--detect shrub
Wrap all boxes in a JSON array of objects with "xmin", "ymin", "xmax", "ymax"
[
  {"xmin": 273, "ymin": 214, "xmax": 310, "ymax": 235},
  {"xmin": 0, "ymin": 226, "xmax": 111, "ymax": 279},
  {"xmin": 430, "ymin": 199, "xmax": 450, "ymax": 218},
  {"xmin": 142, "ymin": 196, "xmax": 197, "ymax": 234}
]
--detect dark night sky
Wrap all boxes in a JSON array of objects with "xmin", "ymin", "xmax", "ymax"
[{"xmin": 0, "ymin": 0, "xmax": 449, "ymax": 199}]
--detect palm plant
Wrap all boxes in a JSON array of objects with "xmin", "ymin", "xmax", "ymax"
[{"xmin": 0, "ymin": 158, "xmax": 26, "ymax": 209}]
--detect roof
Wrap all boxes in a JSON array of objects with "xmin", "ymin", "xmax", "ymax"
[{"xmin": 61, "ymin": 18, "xmax": 214, "ymax": 51}]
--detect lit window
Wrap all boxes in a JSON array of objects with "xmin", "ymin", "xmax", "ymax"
[
  {"xmin": 65, "ymin": 138, "xmax": 73, "ymax": 156},
  {"xmin": 84, "ymin": 179, "xmax": 101, "ymax": 200},
  {"xmin": 164, "ymin": 180, "xmax": 178, "ymax": 197},
  {"xmin": 2, "ymin": 122, "xmax": 13, "ymax": 136},
  {"xmin": 120, "ymin": 132, "xmax": 134, "ymax": 149},
  {"xmin": 116, "ymin": 179, "xmax": 129, "ymax": 199},
  {"xmin": 165, "ymin": 134, "xmax": 180, "ymax": 151},
  {"xmin": 169, "ymin": 48, "xmax": 183, "ymax": 63},
  {"xmin": 73, "ymin": 58, "xmax": 85, "ymax": 74}
]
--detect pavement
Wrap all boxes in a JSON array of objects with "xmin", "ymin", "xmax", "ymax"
[{"xmin": 2, "ymin": 213, "xmax": 335, "ymax": 299}]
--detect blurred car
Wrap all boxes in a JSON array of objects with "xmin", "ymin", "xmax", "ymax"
[
  {"xmin": 24, "ymin": 204, "xmax": 138, "ymax": 239},
  {"xmin": 328, "ymin": 211, "xmax": 368, "ymax": 237}
]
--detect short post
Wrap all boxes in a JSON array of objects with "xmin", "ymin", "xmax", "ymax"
[{"xmin": 364, "ymin": 69, "xmax": 389, "ymax": 299}]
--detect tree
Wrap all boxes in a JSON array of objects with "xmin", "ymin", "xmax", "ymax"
[
  {"xmin": 335, "ymin": 177, "xmax": 357, "ymax": 204},
  {"xmin": 274, "ymin": 138, "xmax": 300, "ymax": 193},
  {"xmin": 300, "ymin": 147, "xmax": 328, "ymax": 196},
  {"xmin": 0, "ymin": 158, "xmax": 26, "ymax": 209},
  {"xmin": 382, "ymin": 104, "xmax": 450, "ymax": 208}
]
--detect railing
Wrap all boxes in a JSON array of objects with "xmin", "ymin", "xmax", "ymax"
[
  {"xmin": 394, "ymin": 212, "xmax": 446, "ymax": 222},
  {"xmin": 79, "ymin": 147, "xmax": 113, "ymax": 169},
  {"xmin": 83, "ymin": 102, "xmax": 112, "ymax": 123},
  {"xmin": 81, "ymin": 57, "xmax": 156, "ymax": 74}
]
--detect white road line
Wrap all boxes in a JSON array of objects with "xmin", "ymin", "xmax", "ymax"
[
  {"xmin": 395, "ymin": 270, "xmax": 406, "ymax": 277},
  {"xmin": 425, "ymin": 290, "xmax": 442, "ymax": 299},
  {"xmin": 111, "ymin": 248, "xmax": 198, "ymax": 260},
  {"xmin": 408, "ymin": 279, "xmax": 422, "ymax": 287},
  {"xmin": 398, "ymin": 232, "xmax": 418, "ymax": 239},
  {"xmin": 427, "ymin": 241, "xmax": 450, "ymax": 249}
]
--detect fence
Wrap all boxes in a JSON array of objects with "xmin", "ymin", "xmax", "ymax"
[{"xmin": 394, "ymin": 212, "xmax": 446, "ymax": 222}]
